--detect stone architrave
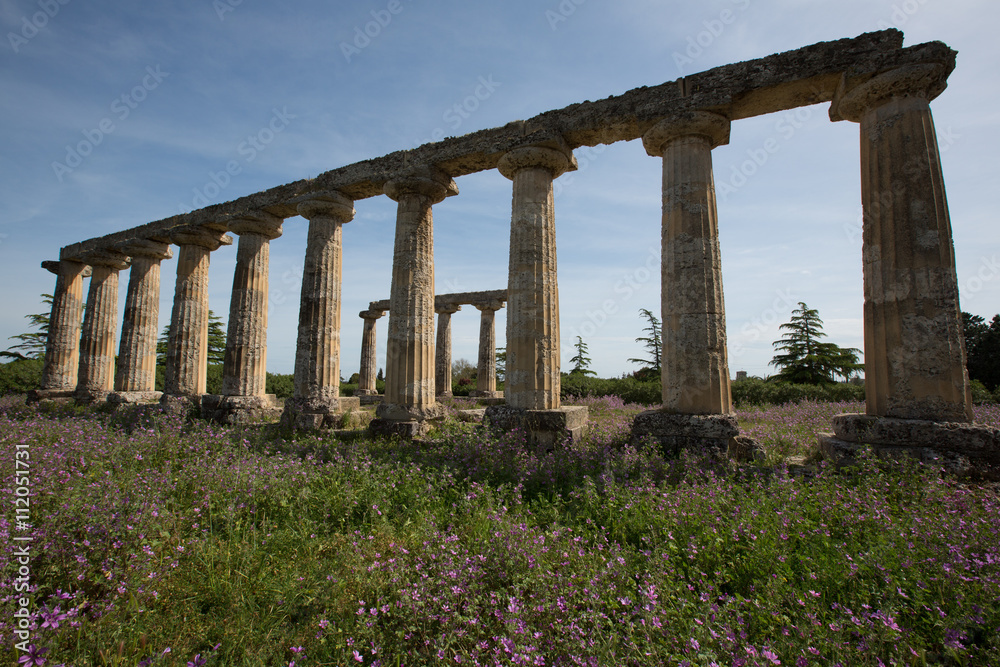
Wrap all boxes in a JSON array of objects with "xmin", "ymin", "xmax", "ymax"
[
  {"xmin": 36, "ymin": 260, "xmax": 90, "ymax": 398},
  {"xmin": 371, "ymin": 166, "xmax": 458, "ymax": 437},
  {"xmin": 498, "ymin": 144, "xmax": 575, "ymax": 411},
  {"xmin": 357, "ymin": 309, "xmax": 384, "ymax": 397},
  {"xmin": 74, "ymin": 249, "xmax": 130, "ymax": 403},
  {"xmin": 831, "ymin": 63, "xmax": 971, "ymax": 423},
  {"xmin": 644, "ymin": 111, "xmax": 733, "ymax": 415},
  {"xmin": 162, "ymin": 226, "xmax": 232, "ymax": 400},
  {"xmin": 207, "ymin": 212, "xmax": 284, "ymax": 423},
  {"xmin": 282, "ymin": 191, "xmax": 362, "ymax": 429},
  {"xmin": 111, "ymin": 239, "xmax": 173, "ymax": 403},
  {"xmin": 434, "ymin": 304, "xmax": 460, "ymax": 397},
  {"xmin": 473, "ymin": 300, "xmax": 504, "ymax": 398}
]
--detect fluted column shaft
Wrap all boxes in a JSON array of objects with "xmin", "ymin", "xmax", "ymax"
[
  {"xmin": 476, "ymin": 304, "xmax": 503, "ymax": 394},
  {"xmin": 499, "ymin": 146, "xmax": 575, "ymax": 410},
  {"xmin": 358, "ymin": 310, "xmax": 384, "ymax": 396},
  {"xmin": 643, "ymin": 111, "xmax": 732, "ymax": 415},
  {"xmin": 833, "ymin": 64, "xmax": 971, "ymax": 422},
  {"xmin": 382, "ymin": 168, "xmax": 457, "ymax": 413},
  {"xmin": 435, "ymin": 305, "xmax": 460, "ymax": 397},
  {"xmin": 292, "ymin": 192, "xmax": 355, "ymax": 407},
  {"xmin": 164, "ymin": 227, "xmax": 231, "ymax": 396},
  {"xmin": 222, "ymin": 213, "xmax": 283, "ymax": 397},
  {"xmin": 115, "ymin": 241, "xmax": 172, "ymax": 393},
  {"xmin": 41, "ymin": 260, "xmax": 88, "ymax": 391},
  {"xmin": 76, "ymin": 251, "xmax": 129, "ymax": 400}
]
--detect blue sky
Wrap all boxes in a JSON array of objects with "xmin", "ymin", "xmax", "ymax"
[{"xmin": 1, "ymin": 0, "xmax": 998, "ymax": 380}]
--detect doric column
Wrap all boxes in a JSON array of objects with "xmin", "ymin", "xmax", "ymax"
[
  {"xmin": 75, "ymin": 250, "xmax": 129, "ymax": 402},
  {"xmin": 473, "ymin": 300, "xmax": 504, "ymax": 397},
  {"xmin": 163, "ymin": 226, "xmax": 232, "ymax": 397},
  {"xmin": 113, "ymin": 239, "xmax": 172, "ymax": 398},
  {"xmin": 831, "ymin": 62, "xmax": 971, "ymax": 423},
  {"xmin": 283, "ymin": 191, "xmax": 356, "ymax": 428},
  {"xmin": 498, "ymin": 144, "xmax": 576, "ymax": 411},
  {"xmin": 435, "ymin": 304, "xmax": 461, "ymax": 397},
  {"xmin": 642, "ymin": 111, "xmax": 732, "ymax": 415},
  {"xmin": 358, "ymin": 309, "xmax": 384, "ymax": 396},
  {"xmin": 374, "ymin": 165, "xmax": 458, "ymax": 431},
  {"xmin": 39, "ymin": 259, "xmax": 90, "ymax": 394},
  {"xmin": 221, "ymin": 212, "xmax": 284, "ymax": 397}
]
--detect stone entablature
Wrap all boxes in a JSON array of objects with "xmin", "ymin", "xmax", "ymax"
[
  {"xmin": 368, "ymin": 290, "xmax": 507, "ymax": 313},
  {"xmin": 55, "ymin": 30, "xmax": 943, "ymax": 263}
]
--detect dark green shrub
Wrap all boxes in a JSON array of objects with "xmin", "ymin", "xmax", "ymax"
[
  {"xmin": 0, "ymin": 358, "xmax": 43, "ymax": 395},
  {"xmin": 266, "ymin": 372, "xmax": 294, "ymax": 399},
  {"xmin": 730, "ymin": 377, "xmax": 865, "ymax": 406}
]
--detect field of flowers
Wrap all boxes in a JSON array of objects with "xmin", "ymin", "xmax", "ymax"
[{"xmin": 1, "ymin": 395, "xmax": 999, "ymax": 666}]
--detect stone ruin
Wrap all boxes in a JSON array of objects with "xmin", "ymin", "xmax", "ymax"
[{"xmin": 30, "ymin": 29, "xmax": 1000, "ymax": 468}]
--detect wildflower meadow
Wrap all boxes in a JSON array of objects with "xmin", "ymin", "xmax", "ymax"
[{"xmin": 2, "ymin": 395, "xmax": 999, "ymax": 665}]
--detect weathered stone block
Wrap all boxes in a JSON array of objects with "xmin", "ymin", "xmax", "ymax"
[
  {"xmin": 108, "ymin": 391, "xmax": 163, "ymax": 405},
  {"xmin": 631, "ymin": 410, "xmax": 742, "ymax": 457},
  {"xmin": 368, "ymin": 419, "xmax": 432, "ymax": 439},
  {"xmin": 203, "ymin": 394, "xmax": 282, "ymax": 424},
  {"xmin": 484, "ymin": 405, "xmax": 589, "ymax": 450}
]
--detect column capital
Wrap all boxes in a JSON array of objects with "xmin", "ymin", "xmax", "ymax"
[
  {"xmin": 294, "ymin": 190, "xmax": 355, "ymax": 223},
  {"xmin": 642, "ymin": 110, "xmax": 730, "ymax": 156},
  {"xmin": 117, "ymin": 239, "xmax": 173, "ymax": 262},
  {"xmin": 498, "ymin": 145, "xmax": 577, "ymax": 180},
  {"xmin": 360, "ymin": 309, "xmax": 385, "ymax": 320},
  {"xmin": 384, "ymin": 165, "xmax": 458, "ymax": 204},
  {"xmin": 43, "ymin": 260, "xmax": 92, "ymax": 277},
  {"xmin": 80, "ymin": 248, "xmax": 130, "ymax": 270},
  {"xmin": 830, "ymin": 62, "xmax": 951, "ymax": 123},
  {"xmin": 475, "ymin": 300, "xmax": 505, "ymax": 312},
  {"xmin": 222, "ymin": 211, "xmax": 284, "ymax": 239},
  {"xmin": 169, "ymin": 225, "xmax": 233, "ymax": 251},
  {"xmin": 435, "ymin": 303, "xmax": 461, "ymax": 315}
]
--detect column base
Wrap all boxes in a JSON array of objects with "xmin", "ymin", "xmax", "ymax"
[
  {"xmin": 280, "ymin": 396, "xmax": 363, "ymax": 430},
  {"xmin": 108, "ymin": 391, "xmax": 163, "ymax": 405},
  {"xmin": 73, "ymin": 388, "xmax": 111, "ymax": 405},
  {"xmin": 818, "ymin": 413, "xmax": 1000, "ymax": 477},
  {"xmin": 202, "ymin": 394, "xmax": 282, "ymax": 425},
  {"xmin": 471, "ymin": 390, "xmax": 504, "ymax": 399},
  {"xmin": 160, "ymin": 394, "xmax": 204, "ymax": 417},
  {"xmin": 368, "ymin": 402, "xmax": 448, "ymax": 440},
  {"xmin": 484, "ymin": 405, "xmax": 589, "ymax": 451},
  {"xmin": 631, "ymin": 411, "xmax": 761, "ymax": 461},
  {"xmin": 26, "ymin": 389, "xmax": 78, "ymax": 405},
  {"xmin": 359, "ymin": 394, "xmax": 384, "ymax": 407},
  {"xmin": 355, "ymin": 389, "xmax": 379, "ymax": 396}
]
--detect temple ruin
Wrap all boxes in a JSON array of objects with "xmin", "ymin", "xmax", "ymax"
[{"xmin": 32, "ymin": 29, "xmax": 1000, "ymax": 463}]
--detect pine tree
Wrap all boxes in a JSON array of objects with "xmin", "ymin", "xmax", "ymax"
[
  {"xmin": 156, "ymin": 311, "xmax": 227, "ymax": 367},
  {"xmin": 495, "ymin": 347, "xmax": 506, "ymax": 383},
  {"xmin": 628, "ymin": 308, "xmax": 661, "ymax": 377},
  {"xmin": 569, "ymin": 336, "xmax": 595, "ymax": 376},
  {"xmin": 770, "ymin": 302, "xmax": 862, "ymax": 384},
  {"xmin": 1, "ymin": 295, "xmax": 53, "ymax": 360}
]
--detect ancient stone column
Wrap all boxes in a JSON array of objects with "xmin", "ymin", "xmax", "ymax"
[
  {"xmin": 372, "ymin": 166, "xmax": 458, "ymax": 435},
  {"xmin": 435, "ymin": 304, "xmax": 460, "ymax": 397},
  {"xmin": 642, "ymin": 111, "xmax": 732, "ymax": 415},
  {"xmin": 75, "ymin": 250, "xmax": 129, "ymax": 403},
  {"xmin": 112, "ymin": 239, "xmax": 172, "ymax": 401},
  {"xmin": 832, "ymin": 63, "xmax": 971, "ymax": 423},
  {"xmin": 163, "ymin": 226, "xmax": 232, "ymax": 399},
  {"xmin": 473, "ymin": 300, "xmax": 504, "ymax": 397},
  {"xmin": 498, "ymin": 145, "xmax": 575, "ymax": 411},
  {"xmin": 357, "ymin": 309, "xmax": 384, "ymax": 396},
  {"xmin": 283, "ymin": 191, "xmax": 357, "ymax": 429},
  {"xmin": 220, "ymin": 212, "xmax": 284, "ymax": 406},
  {"xmin": 38, "ymin": 260, "xmax": 90, "ymax": 396}
]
